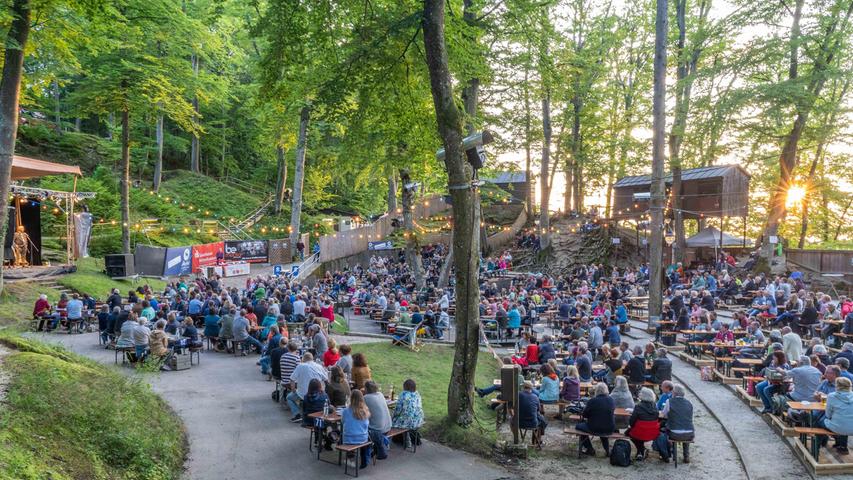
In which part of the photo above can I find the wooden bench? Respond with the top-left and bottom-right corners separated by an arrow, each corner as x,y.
115,345 -> 134,365
668,438 -> 694,468
794,426 -> 833,462
334,441 -> 375,477
563,428 -> 627,458
387,427 -> 418,453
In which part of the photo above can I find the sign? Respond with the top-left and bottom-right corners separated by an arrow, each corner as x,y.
163,246 -> 192,276
224,240 -> 269,263
368,240 -> 394,251
223,262 -> 250,277
641,238 -> 648,246
273,264 -> 282,276
769,235 -> 779,244
268,238 -> 291,264
191,241 -> 224,272
291,265 -> 300,278
611,237 -> 621,245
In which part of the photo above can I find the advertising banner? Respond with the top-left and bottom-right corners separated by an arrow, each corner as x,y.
223,262 -> 250,277
192,241 -> 224,272
224,240 -> 269,263
163,246 -> 192,276
368,240 -> 394,251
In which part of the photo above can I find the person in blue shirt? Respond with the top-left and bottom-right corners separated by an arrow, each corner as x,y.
203,306 -> 221,340
614,300 -> 628,324
706,273 -> 718,296
604,320 -> 621,347
341,390 -> 372,469
188,294 -> 204,316
657,380 -> 673,410
507,304 -> 521,338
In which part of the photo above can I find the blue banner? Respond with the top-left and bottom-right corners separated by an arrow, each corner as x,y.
163,246 -> 192,276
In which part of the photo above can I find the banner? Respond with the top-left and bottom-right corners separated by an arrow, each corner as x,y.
73,212 -> 93,258
368,240 -> 393,251
163,246 -> 192,276
268,238 -> 291,264
192,241 -> 224,272
223,262 -> 250,277
224,240 -> 268,263
134,245 -> 166,276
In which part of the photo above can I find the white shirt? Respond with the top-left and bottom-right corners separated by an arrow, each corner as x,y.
290,361 -> 328,398
293,299 -> 307,316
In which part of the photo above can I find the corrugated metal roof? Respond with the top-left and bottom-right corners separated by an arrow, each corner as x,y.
613,164 -> 749,188
485,171 -> 527,184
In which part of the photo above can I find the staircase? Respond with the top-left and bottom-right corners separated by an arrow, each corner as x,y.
217,195 -> 274,241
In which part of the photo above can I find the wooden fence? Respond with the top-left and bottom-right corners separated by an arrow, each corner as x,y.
486,205 -> 527,251
787,249 -> 853,275
318,195 -> 450,263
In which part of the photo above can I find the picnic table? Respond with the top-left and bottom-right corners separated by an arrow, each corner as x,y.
787,400 -> 826,428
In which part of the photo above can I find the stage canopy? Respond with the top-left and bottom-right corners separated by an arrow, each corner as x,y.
686,226 -> 752,248
12,155 -> 81,180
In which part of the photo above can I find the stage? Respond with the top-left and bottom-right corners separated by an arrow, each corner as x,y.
4,264 -> 76,282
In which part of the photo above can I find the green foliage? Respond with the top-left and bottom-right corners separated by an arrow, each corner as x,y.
0,335 -> 185,480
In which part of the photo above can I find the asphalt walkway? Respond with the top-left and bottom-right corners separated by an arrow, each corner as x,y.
32,332 -> 511,480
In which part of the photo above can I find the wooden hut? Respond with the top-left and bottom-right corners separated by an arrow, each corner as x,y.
612,165 -> 750,220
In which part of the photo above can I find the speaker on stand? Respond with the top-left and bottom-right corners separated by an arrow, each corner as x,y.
104,253 -> 135,278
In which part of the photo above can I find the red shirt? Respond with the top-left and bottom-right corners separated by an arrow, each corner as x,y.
323,350 -> 341,367
34,298 -> 51,316
525,344 -> 540,364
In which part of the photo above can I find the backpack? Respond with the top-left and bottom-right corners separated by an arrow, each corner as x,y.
652,432 -> 671,459
770,394 -> 788,415
610,439 -> 632,467
271,389 -> 280,402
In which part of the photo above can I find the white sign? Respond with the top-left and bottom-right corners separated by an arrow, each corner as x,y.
223,262 -> 250,277
611,237 -> 621,245
769,235 -> 779,244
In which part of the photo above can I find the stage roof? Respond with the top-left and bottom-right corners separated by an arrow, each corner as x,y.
12,155 -> 82,180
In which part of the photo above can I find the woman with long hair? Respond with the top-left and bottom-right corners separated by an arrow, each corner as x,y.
352,352 -> 372,389
342,390 -> 372,469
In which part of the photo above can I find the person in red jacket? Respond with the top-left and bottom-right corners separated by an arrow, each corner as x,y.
626,387 -> 661,461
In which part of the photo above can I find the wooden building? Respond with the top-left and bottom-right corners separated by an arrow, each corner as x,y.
611,165 -> 750,220
484,171 -> 529,203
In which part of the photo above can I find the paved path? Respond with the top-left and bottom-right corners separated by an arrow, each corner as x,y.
32,332 -> 511,480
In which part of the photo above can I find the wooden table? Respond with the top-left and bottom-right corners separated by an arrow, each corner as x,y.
787,401 -> 825,427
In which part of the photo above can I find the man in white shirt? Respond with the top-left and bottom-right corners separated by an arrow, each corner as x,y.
782,326 -> 804,365
292,294 -> 307,321
286,352 -> 328,423
439,291 -> 450,310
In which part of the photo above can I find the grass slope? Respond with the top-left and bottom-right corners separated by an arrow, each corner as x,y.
0,334 -> 186,480
0,283 -> 60,327
58,258 -> 167,298
349,342 -> 499,454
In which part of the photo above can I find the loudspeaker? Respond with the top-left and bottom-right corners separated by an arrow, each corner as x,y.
465,145 -> 486,170
105,253 -> 135,278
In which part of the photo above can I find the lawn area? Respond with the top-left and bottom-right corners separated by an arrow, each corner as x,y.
346,341 -> 500,455
59,257 -> 167,299
0,282 -> 60,327
0,333 -> 186,480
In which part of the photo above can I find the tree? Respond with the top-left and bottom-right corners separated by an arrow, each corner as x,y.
289,105 -> 309,258
649,0 -> 668,326
0,0 -> 31,289
423,0 -> 481,427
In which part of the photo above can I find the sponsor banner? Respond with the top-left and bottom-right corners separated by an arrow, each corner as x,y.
163,246 -> 192,276
368,240 -> 393,251
192,241 -> 224,272
224,240 -> 269,263
223,262 -> 250,277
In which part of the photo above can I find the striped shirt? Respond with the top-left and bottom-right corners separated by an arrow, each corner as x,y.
280,352 -> 301,386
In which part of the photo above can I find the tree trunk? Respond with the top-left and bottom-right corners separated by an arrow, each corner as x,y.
649,0 -> 668,326
74,117 -> 81,132
438,232 -> 453,288
154,113 -> 164,191
387,173 -> 398,213
834,199 -> 852,241
274,145 -> 288,214
107,112 -> 114,140
53,80 -> 62,134
523,66 -> 534,218
565,155 -> 573,213
289,106 -> 310,258
571,98 -> 583,213
0,0 -> 31,291
423,0 -> 480,427
539,92 -> 552,247
400,169 -> 425,290
120,108 -> 131,254
190,54 -> 200,173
